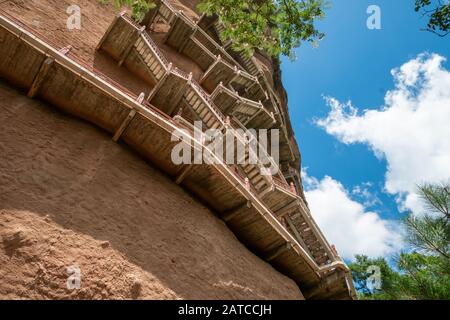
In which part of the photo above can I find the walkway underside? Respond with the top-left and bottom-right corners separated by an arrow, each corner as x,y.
95,14 -> 338,263
143,0 -> 298,164
0,12 -> 355,300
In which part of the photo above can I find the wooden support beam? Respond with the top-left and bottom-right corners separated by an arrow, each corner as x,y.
285,214 -> 313,258
174,164 -> 193,184
265,242 -> 292,262
112,92 -> 145,142
258,182 -> 275,199
27,57 -> 54,98
274,200 -> 298,218
27,46 -> 70,98
143,0 -> 162,30
200,55 -> 221,84
229,68 -> 241,87
168,72 -> 192,116
222,200 -> 251,222
112,109 -> 136,142
163,15 -> 179,44
243,107 -> 262,126
210,82 -> 223,100
96,12 -> 124,51
304,270 -> 343,300
118,26 -> 145,67
147,63 -> 172,101
178,27 -> 196,53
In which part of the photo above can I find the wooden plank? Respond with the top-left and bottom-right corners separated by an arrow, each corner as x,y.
27,57 -> 54,98
222,200 -> 251,222
200,55 -> 220,84
112,92 -> 145,142
118,25 -> 145,67
265,242 -> 292,261
96,12 -> 124,50
274,199 -> 298,217
175,164 -> 193,184
147,63 -> 172,101
285,214 -> 314,258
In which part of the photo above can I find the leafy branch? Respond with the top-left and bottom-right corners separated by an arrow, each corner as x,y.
99,0 -> 155,22
414,0 -> 450,37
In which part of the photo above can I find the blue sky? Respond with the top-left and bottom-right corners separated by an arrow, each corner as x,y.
281,0 -> 450,260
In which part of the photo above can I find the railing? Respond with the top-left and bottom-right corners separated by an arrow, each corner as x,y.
170,66 -> 190,79
141,30 -> 170,67
121,11 -> 143,30
0,11 -> 332,273
273,175 -> 292,193
192,81 -> 229,124
240,95 -> 264,109
160,0 -> 246,71
163,0 -> 177,12
6,7 -> 340,270
0,9 -> 181,129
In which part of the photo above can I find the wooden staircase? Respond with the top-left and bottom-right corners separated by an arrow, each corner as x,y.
98,10 -> 342,271
0,10 -> 355,299
183,83 -> 224,131
135,34 -> 168,82
288,212 -> 330,266
211,84 -> 275,130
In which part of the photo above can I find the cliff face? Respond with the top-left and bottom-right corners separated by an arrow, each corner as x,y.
0,81 -> 303,299
0,0 -> 353,300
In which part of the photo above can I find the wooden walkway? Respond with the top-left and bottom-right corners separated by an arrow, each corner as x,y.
0,11 -> 356,299
145,0 -> 302,181
96,12 -> 355,299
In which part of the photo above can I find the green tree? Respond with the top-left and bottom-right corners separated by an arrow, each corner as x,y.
405,183 -> 450,258
99,0 -> 155,22
197,0 -> 327,59
101,0 -> 327,59
349,183 -> 450,300
414,0 -> 450,36
348,255 -> 402,300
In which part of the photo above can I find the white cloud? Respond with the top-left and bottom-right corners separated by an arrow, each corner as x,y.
316,53 -> 450,214
352,182 -> 382,208
302,171 -> 403,260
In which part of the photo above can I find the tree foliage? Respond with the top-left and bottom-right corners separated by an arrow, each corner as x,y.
349,183 -> 450,300
414,0 -> 450,36
101,0 -> 327,59
405,183 -> 450,259
349,255 -> 402,300
197,0 -> 326,59
99,0 -> 155,22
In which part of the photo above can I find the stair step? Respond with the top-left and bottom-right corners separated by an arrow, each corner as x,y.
247,168 -> 260,179
136,41 -> 144,52
155,69 -> 164,80
185,90 -> 194,101
203,112 -> 213,123
199,107 -> 209,118
254,179 -> 267,190
211,122 -> 221,130
192,100 -> 202,111
145,54 -> 155,65
206,118 -> 217,128
243,164 -> 255,173
148,59 -> 160,70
